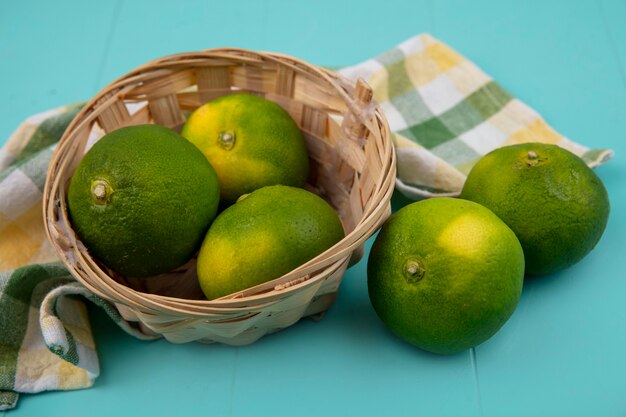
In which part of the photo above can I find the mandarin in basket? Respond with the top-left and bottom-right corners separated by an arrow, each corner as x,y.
197,185 -> 344,300
67,125 -> 220,278
181,93 -> 309,204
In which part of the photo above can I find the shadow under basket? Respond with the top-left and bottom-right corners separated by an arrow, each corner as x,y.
43,48 -> 396,346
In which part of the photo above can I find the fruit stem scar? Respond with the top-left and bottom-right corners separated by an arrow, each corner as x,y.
236,193 -> 250,203
526,150 -> 541,166
403,259 -> 425,284
91,179 -> 112,205
218,131 -> 236,150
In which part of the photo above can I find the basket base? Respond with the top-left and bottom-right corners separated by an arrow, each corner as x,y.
193,291 -> 339,346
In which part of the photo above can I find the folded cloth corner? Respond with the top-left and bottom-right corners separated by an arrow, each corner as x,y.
0,263 -> 157,410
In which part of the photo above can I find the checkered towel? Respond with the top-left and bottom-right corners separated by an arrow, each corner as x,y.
339,34 -> 612,198
0,33 -> 613,410
0,264 -> 155,410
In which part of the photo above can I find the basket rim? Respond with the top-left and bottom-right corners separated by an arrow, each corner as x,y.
43,47 -> 397,315
56,48 -> 373,149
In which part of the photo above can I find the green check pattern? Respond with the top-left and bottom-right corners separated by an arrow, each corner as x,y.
0,33 -> 614,410
339,34 -> 613,198
0,263 -> 157,410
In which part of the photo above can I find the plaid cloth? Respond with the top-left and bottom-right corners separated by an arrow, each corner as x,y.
339,34 -> 613,198
0,264 -> 154,410
0,33 -> 613,410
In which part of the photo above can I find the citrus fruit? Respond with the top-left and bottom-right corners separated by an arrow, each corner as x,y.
181,93 -> 309,204
460,143 -> 610,275
367,198 -> 524,355
67,124 -> 220,278
197,185 -> 344,300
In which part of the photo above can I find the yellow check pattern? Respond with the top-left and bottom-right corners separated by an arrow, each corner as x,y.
339,34 -> 613,199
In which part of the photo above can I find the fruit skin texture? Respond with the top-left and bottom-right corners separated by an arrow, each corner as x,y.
460,143 -> 610,275
197,185 -> 344,300
367,198 -> 524,355
67,124 -> 220,278
181,93 -> 309,204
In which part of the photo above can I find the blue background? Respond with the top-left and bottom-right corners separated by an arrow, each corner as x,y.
1,0 -> 625,416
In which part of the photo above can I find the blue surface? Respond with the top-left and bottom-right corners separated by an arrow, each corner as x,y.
1,0 -> 625,416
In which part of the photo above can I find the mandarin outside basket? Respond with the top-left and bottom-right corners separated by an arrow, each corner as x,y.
43,48 -> 396,346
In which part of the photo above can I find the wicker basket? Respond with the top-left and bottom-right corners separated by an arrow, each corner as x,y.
43,48 -> 396,345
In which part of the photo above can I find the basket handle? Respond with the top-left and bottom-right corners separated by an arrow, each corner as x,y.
342,78 -> 375,144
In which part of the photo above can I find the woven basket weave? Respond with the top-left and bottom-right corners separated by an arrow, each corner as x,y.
43,48 -> 396,345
